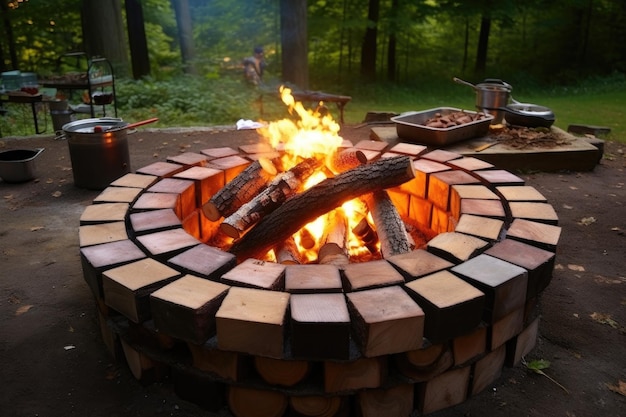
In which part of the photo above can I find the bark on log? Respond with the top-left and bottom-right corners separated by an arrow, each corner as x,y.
365,190 -> 412,258
220,158 -> 321,238
202,159 -> 276,221
229,155 -> 415,261
318,209 -> 349,266
352,216 -> 379,255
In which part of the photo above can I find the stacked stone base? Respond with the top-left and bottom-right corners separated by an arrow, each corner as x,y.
79,139 -> 560,416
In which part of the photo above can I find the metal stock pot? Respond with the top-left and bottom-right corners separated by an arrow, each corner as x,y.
453,77 -> 513,124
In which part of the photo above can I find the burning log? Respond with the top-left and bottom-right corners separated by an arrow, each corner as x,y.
328,148 -> 367,174
220,158 -> 322,238
364,190 -> 412,258
229,155 -> 415,261
317,209 -> 349,266
352,216 -> 379,255
202,159 -> 277,221
274,237 -> 303,265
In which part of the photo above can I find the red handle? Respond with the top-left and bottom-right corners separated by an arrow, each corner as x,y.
126,117 -> 159,129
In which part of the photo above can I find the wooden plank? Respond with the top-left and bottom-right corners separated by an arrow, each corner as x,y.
451,254 -> 528,323
417,366 -> 471,414
357,383 -> 414,417
215,287 -> 289,358
227,386 -> 288,417
290,293 -> 351,360
150,275 -> 230,344
394,342 -> 454,382
102,258 -> 181,323
346,286 -> 424,357
324,357 -> 387,393
471,344 -> 506,395
254,356 -> 309,386
404,270 -> 485,342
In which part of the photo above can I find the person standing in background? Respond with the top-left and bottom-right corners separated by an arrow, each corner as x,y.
242,46 -> 266,86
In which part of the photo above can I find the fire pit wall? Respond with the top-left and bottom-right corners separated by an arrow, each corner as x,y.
79,139 -> 561,417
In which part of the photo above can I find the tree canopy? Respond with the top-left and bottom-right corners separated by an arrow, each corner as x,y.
1,0 -> 624,89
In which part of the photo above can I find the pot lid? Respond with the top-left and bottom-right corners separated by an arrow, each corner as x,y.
62,117 -> 128,133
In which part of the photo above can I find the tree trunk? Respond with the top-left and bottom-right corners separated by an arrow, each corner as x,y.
0,0 -> 18,70
360,0 -> 380,82
387,0 -> 399,82
229,156 -> 415,261
171,0 -> 197,75
280,0 -> 309,89
81,0 -> 129,76
125,0 -> 151,79
474,14 -> 491,77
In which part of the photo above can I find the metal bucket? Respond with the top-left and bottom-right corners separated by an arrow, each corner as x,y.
62,118 -> 131,190
0,148 -> 45,183
474,80 -> 512,124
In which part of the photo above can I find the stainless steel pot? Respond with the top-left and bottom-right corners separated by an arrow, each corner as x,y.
453,77 -> 513,124
61,118 -> 131,189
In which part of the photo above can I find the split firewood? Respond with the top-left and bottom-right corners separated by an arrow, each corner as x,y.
318,209 -> 349,266
328,148 -> 367,174
220,157 -> 322,238
202,159 -> 277,221
274,237 -> 303,265
364,190 -> 411,258
229,155 -> 415,261
352,216 -> 379,255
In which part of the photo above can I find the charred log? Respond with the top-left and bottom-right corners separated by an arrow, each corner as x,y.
365,190 -> 411,258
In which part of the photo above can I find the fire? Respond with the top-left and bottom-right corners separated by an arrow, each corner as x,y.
256,86 -> 380,263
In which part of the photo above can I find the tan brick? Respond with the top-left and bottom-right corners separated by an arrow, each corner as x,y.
129,208 -> 181,235
221,258 -> 286,290
290,293 -> 351,360
110,172 -> 158,189
166,152 -> 208,167
387,249 -> 454,281
148,178 -> 196,219
132,192 -> 181,216
427,231 -> 488,263
496,185 -> 547,201
507,218 -> 562,251
450,184 -> 499,218
167,243 -> 236,280
79,221 -> 128,247
347,286 -> 424,357
510,202 -> 559,225
238,143 -> 274,154
422,149 -> 463,163
342,260 -> 405,291
386,188 -> 410,218
93,186 -> 142,204
136,229 -> 200,259
181,210 -> 201,240
429,170 -> 481,211
475,169 -> 525,186
485,238 -> 556,299
216,287 -> 290,358
150,275 -> 230,344
389,142 -> 427,157
405,270 -> 485,342
136,161 -> 185,177
102,258 -> 181,323
457,198 -> 505,220
451,254 -> 528,323
400,159 -> 449,198
490,307 -> 524,349
200,146 -> 239,159
285,264 -> 343,293
430,204 -> 455,234
357,383 -> 414,417
80,202 -> 129,225
355,139 -> 389,152
448,156 -> 494,171
187,343 -> 245,381
207,155 -> 251,182
455,213 -> 504,241
408,196 -> 433,229
174,166 -> 224,207
395,342 -> 454,382
506,316 -> 540,366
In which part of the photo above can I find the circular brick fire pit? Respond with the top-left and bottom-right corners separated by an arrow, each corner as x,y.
79,138 -> 560,417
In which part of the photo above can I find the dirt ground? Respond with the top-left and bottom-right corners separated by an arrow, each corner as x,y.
0,124 -> 625,417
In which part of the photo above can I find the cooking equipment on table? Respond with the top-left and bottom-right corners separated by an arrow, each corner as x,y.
453,77 -> 513,124
0,148 -> 45,183
391,107 -> 494,146
453,77 -> 555,127
60,117 -> 157,190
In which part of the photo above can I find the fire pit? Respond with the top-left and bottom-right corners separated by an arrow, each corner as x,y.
79,89 -> 560,416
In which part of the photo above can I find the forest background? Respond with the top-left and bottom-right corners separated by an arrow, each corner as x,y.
1,0 -> 625,141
